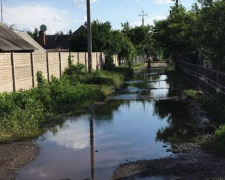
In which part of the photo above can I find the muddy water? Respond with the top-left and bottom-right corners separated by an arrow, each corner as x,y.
17,70 -> 188,180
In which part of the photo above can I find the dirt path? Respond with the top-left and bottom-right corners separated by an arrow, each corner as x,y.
0,141 -> 40,180
113,147 -> 225,180
113,70 -> 225,180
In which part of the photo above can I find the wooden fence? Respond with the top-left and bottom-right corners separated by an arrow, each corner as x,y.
176,61 -> 225,106
0,51 -> 115,93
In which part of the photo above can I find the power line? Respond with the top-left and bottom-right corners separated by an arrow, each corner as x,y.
132,0 -> 142,11
119,0 -> 136,13
139,11 -> 148,26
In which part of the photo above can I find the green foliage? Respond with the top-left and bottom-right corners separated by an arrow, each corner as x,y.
153,1 -> 225,69
36,71 -> 48,86
0,90 -> 46,142
27,28 -> 39,41
68,55 -> 74,67
0,62 -> 132,142
64,63 -> 86,76
205,124 -> 225,156
153,4 -> 200,60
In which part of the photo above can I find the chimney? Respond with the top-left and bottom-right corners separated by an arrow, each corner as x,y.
39,31 -> 46,46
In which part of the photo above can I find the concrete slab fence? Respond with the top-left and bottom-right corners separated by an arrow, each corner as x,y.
0,51 -> 117,93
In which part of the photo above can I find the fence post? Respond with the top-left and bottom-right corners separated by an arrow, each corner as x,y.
196,65 -> 199,85
30,52 -> 35,88
96,52 -> 98,69
205,67 -> 207,91
46,52 -> 50,82
11,52 -> 16,92
59,51 -> 62,78
77,52 -> 79,63
68,51 -> 71,67
85,52 -> 87,71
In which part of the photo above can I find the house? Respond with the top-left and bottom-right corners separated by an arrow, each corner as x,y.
42,34 -> 72,52
16,31 -> 46,53
73,24 -> 87,36
0,23 -> 36,52
38,23 -> 87,52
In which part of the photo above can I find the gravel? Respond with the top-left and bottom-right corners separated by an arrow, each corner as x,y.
0,141 -> 40,180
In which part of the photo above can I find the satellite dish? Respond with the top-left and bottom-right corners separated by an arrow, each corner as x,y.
40,24 -> 47,32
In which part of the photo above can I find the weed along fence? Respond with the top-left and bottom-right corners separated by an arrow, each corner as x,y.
0,51 -> 116,93
176,61 -> 225,106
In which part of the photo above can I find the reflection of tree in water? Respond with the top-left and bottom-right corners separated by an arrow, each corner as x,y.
154,100 -> 196,143
93,100 -> 126,127
41,118 -> 67,136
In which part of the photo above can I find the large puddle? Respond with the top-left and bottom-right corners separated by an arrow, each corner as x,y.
17,70 -> 190,180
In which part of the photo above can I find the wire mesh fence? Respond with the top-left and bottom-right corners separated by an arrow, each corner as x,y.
176,61 -> 225,107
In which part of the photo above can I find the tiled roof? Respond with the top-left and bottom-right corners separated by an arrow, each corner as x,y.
43,35 -> 72,50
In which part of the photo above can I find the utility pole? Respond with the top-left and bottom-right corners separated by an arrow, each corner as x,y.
1,0 -> 3,23
139,11 -> 148,26
1,0 -> 7,23
172,0 -> 179,6
86,0 -> 92,73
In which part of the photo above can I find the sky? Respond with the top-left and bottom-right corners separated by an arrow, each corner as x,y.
3,0 -> 196,35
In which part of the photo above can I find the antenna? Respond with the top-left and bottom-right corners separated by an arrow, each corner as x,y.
139,11 -> 148,26
40,24 -> 47,32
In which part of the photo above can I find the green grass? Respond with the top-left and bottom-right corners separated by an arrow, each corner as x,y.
132,63 -> 146,70
174,74 -> 225,155
0,63 -> 132,143
163,69 -> 225,155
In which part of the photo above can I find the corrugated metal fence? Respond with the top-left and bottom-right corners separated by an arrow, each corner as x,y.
176,61 -> 225,106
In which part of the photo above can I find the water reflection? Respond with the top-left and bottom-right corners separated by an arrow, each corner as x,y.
17,72 -> 190,180
154,100 -> 196,143
89,117 -> 95,180
47,117 -> 90,150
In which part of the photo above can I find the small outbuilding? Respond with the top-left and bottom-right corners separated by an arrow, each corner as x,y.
0,23 -> 36,52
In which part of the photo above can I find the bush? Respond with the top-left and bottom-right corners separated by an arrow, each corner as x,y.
0,60 -> 132,142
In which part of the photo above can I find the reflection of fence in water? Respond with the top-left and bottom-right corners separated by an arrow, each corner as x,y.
176,61 -> 225,106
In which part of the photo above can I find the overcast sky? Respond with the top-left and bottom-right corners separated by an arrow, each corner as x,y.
3,0 -> 196,35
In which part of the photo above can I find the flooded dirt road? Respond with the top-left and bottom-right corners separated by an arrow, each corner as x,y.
16,70 -> 195,180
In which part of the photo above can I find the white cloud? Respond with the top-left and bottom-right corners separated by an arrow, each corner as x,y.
74,16 -> 87,23
4,4 -> 70,34
74,0 -> 99,7
54,16 -> 63,22
154,0 -> 173,4
47,120 -> 90,150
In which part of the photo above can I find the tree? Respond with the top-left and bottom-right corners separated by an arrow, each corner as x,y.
27,28 -> 39,41
153,4 -> 201,62
68,29 -> 73,36
198,0 -> 225,68
121,23 -> 155,55
70,20 -> 136,68
69,28 -> 87,52
55,31 -> 64,35
197,0 -> 213,7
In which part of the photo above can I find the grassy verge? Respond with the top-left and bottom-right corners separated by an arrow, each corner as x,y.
132,63 -> 146,70
0,63 -> 132,143
166,70 -> 225,155
184,89 -> 225,155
